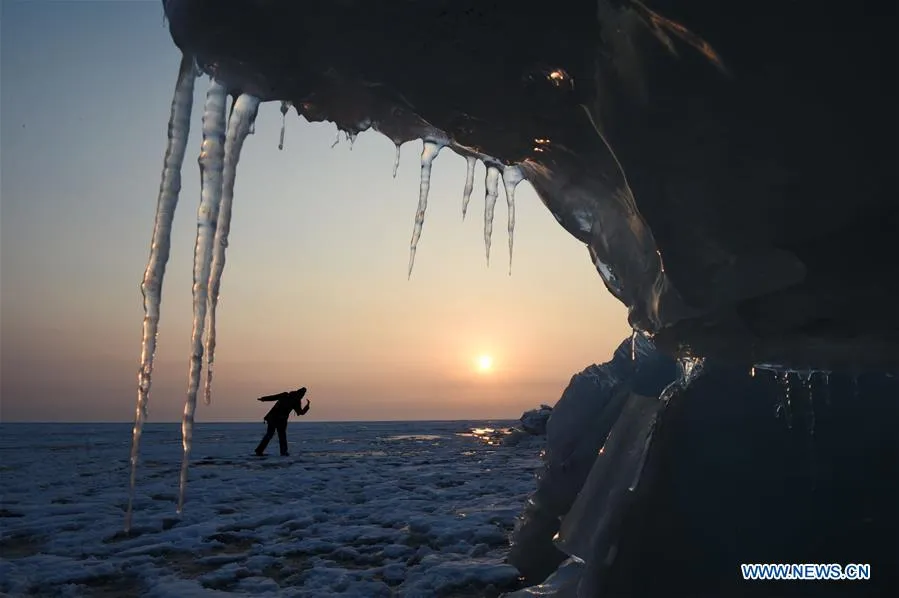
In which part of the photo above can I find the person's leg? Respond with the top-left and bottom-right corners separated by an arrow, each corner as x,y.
255,421 -> 276,455
277,422 -> 289,456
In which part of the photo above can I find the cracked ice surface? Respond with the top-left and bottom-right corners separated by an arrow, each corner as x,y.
0,422 -> 541,597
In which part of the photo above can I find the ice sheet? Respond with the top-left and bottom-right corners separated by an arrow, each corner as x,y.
0,421 -> 540,596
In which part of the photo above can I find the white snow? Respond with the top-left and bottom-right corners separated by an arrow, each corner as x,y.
0,421 -> 540,597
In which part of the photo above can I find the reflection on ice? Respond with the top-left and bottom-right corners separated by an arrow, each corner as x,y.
456,427 -> 514,446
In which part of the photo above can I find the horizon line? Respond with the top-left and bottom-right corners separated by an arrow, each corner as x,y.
0,417 -> 521,425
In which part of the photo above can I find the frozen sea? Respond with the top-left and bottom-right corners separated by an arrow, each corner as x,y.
0,421 -> 544,597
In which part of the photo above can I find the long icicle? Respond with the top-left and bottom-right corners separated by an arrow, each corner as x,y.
462,156 -> 476,220
178,79 -> 228,513
502,165 -> 524,275
407,140 -> 442,278
203,94 -> 261,405
126,54 -> 196,532
483,166 -> 501,266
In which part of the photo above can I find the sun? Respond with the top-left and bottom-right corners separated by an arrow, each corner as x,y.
476,354 -> 493,373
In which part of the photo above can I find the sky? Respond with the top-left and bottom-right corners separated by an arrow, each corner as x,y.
0,1 -> 630,422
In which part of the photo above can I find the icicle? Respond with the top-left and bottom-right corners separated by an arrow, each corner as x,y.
178,79 -> 228,514
483,166 -> 501,266
776,372 -> 793,429
348,131 -> 357,149
806,373 -> 816,436
785,372 -> 793,428
630,329 -> 637,361
126,54 -> 196,533
659,356 -> 705,402
502,165 -> 524,274
462,156 -> 476,220
331,132 -> 340,148
393,143 -> 401,178
679,356 -> 704,385
407,140 -> 443,278
750,367 -> 756,378
204,93 -> 260,406
278,101 -> 290,150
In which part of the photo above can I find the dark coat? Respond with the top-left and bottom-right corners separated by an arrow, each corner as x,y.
258,387 -> 309,423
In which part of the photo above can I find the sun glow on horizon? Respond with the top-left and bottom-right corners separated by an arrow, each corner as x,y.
476,354 -> 494,373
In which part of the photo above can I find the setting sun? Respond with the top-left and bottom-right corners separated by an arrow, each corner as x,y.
476,354 -> 494,373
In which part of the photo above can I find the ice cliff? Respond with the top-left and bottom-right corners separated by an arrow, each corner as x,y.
504,338 -> 897,597
508,335 -> 677,584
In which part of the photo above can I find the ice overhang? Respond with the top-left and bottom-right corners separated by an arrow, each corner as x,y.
162,0 -> 898,371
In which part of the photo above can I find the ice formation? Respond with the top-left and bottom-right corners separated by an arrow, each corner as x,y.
502,165 -> 524,274
125,53 -> 721,541
278,101 -> 290,150
776,371 -> 793,428
462,156 -> 476,220
145,2 -> 898,592
128,56 -> 547,522
753,363 -> 833,431
483,166 -> 501,266
508,335 -> 677,584
178,79 -> 229,512
804,374 -> 817,436
204,93 -> 261,406
554,391 -> 664,585
407,140 -> 443,278
519,405 -> 554,435
127,54 -> 196,532
392,143 -> 401,178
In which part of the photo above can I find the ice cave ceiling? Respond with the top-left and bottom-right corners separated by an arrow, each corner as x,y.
161,0 -> 898,370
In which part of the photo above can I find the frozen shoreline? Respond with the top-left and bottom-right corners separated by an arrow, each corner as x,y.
0,421 -> 543,597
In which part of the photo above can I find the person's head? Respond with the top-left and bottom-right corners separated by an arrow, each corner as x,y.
296,387 -> 307,398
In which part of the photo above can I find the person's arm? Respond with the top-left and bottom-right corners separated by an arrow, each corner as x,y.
258,391 -> 289,402
298,398 -> 310,415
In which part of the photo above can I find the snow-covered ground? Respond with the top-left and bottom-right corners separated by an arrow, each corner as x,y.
1,422 -> 544,597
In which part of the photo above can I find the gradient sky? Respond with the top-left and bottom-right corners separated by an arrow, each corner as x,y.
0,1 -> 630,422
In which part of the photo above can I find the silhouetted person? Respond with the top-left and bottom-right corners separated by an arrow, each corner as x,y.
254,387 -> 310,456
